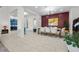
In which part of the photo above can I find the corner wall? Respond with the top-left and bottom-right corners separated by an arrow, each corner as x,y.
41,12 -> 69,28
69,7 -> 79,34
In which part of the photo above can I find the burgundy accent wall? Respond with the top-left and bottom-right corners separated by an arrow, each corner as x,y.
41,12 -> 69,28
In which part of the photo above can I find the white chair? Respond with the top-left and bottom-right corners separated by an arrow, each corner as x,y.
40,27 -> 45,33
50,27 -> 58,34
61,28 -> 65,36
45,27 -> 50,33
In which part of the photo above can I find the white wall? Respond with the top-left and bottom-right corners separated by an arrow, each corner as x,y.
35,15 -> 41,27
0,6 -> 41,36
24,9 -> 41,33
17,7 -> 25,37
24,15 -> 41,33
0,7 -> 19,32
27,15 -> 34,31
0,7 -> 10,34
69,7 -> 79,34
24,7 -> 41,28
0,7 -> 41,51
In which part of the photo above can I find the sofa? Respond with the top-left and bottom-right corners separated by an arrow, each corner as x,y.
39,27 -> 65,37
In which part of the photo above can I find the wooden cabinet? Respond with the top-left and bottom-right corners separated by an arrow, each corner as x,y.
1,29 -> 8,34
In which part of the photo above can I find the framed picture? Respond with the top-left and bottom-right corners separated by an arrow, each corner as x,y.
48,18 -> 58,26
10,19 -> 17,31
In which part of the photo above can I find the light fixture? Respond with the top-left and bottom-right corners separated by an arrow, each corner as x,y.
43,6 -> 57,15
44,6 -> 56,12
24,12 -> 28,15
60,9 -> 63,12
35,6 -> 38,8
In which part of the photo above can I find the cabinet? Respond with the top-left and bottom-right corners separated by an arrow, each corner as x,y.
1,29 -> 8,34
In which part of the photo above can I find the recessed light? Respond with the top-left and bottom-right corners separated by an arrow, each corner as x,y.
45,6 -> 56,12
35,6 -> 38,8
24,12 -> 28,15
60,9 -> 63,11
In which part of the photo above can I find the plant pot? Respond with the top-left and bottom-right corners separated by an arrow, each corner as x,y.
33,29 -> 37,32
67,45 -> 79,52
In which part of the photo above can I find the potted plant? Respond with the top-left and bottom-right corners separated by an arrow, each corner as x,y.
64,21 -> 69,30
64,32 -> 79,52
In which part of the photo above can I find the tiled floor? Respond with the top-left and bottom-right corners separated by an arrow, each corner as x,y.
0,42 -> 9,52
0,32 -> 68,52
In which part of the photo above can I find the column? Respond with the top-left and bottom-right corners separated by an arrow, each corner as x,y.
17,7 -> 24,37
69,10 -> 73,35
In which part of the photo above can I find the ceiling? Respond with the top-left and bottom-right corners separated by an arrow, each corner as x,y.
24,6 -> 75,16
6,6 -> 78,17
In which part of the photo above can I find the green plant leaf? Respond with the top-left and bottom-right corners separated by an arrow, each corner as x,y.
64,32 -> 79,48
